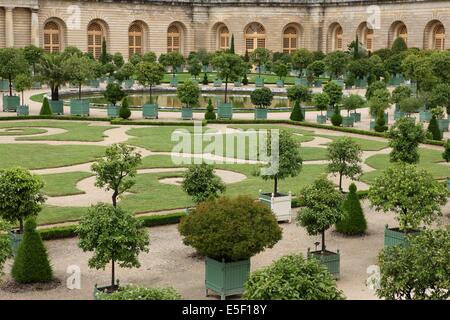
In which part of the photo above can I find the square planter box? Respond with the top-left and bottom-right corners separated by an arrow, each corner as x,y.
254,108 -> 268,120
107,105 -> 119,118
295,78 -> 308,86
351,112 -> 361,122
106,77 -> 115,84
170,77 -> 178,87
447,177 -> 450,191
332,79 -> 345,87
326,108 -> 335,119
255,77 -> 264,87
355,78 -> 368,88
419,110 -> 431,122
307,249 -> 340,280
205,257 -> 250,300
438,119 -> 449,132
317,115 -> 327,124
384,225 -> 420,248
342,116 -> 354,127
0,79 -> 9,91
89,79 -> 100,88
70,99 -> 90,116
314,80 -> 322,87
17,105 -> 29,116
9,230 -> 23,257
258,191 -> 292,222
49,100 -> 64,115
143,103 -> 158,119
32,82 -> 42,89
276,80 -> 284,88
213,80 -> 222,87
181,107 -> 193,120
217,103 -> 233,120
234,81 -> 242,87
3,95 -> 20,112
394,111 -> 405,120
123,79 -> 134,89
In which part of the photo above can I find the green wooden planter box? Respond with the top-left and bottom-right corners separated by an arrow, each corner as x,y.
255,77 -> 264,87
355,78 -> 368,88
170,77 -> 178,87
49,100 -> 64,115
332,79 -> 345,87
205,257 -> 250,300
181,107 -> 193,120
143,103 -> 158,119
384,225 -> 420,248
342,116 -> 354,127
3,95 -> 20,112
123,79 -> 134,89
326,108 -> 335,119
276,80 -> 284,88
0,80 -> 9,91
438,119 -> 449,132
32,82 -> 42,89
351,112 -> 361,122
233,81 -> 242,87
218,103 -> 233,120
213,79 -> 222,87
317,115 -> 327,124
419,110 -> 431,122
389,73 -> 405,86
295,78 -> 308,86
447,178 -> 450,191
106,77 -> 115,84
17,105 -> 29,116
70,99 -> 90,116
314,80 -> 322,87
254,108 -> 268,120
106,105 -> 118,118
89,79 -> 100,88
307,249 -> 340,279
9,231 -> 23,257
394,110 -> 405,120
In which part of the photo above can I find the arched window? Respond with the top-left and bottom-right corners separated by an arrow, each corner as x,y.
283,27 -> 298,54
87,22 -> 104,59
363,27 -> 374,52
219,26 -> 230,50
335,26 -> 343,51
167,25 -> 180,53
433,25 -> 445,50
398,25 -> 408,44
129,24 -> 143,57
245,23 -> 265,52
44,22 -> 61,53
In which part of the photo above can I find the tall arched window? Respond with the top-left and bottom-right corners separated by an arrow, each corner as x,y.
44,22 -> 61,53
167,25 -> 180,53
283,27 -> 298,53
219,26 -> 230,50
245,23 -> 265,52
363,26 -> 374,52
335,26 -> 343,51
398,25 -> 408,44
87,22 -> 104,59
129,24 -> 143,57
433,25 -> 445,50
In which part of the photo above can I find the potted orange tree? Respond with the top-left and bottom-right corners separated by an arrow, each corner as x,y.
135,61 -> 165,119
251,87 -> 273,120
177,79 -> 200,120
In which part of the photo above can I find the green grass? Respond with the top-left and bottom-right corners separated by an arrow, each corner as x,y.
0,121 -> 113,142
30,93 -> 46,103
321,135 -> 388,151
0,144 -> 106,169
41,172 -> 93,196
0,127 -> 47,136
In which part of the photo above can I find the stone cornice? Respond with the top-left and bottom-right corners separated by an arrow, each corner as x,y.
0,0 -> 38,9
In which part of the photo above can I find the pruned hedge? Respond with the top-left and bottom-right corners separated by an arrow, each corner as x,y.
110,119 -> 206,126
291,190 -> 369,208
0,115 -> 109,122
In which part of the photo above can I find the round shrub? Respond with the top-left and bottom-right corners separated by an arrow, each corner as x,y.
331,110 -> 342,126
119,97 -> 131,119
178,196 -> 282,262
335,183 -> 367,235
96,285 -> 181,300
244,254 -> 345,300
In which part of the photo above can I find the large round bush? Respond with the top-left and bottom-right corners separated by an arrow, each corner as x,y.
244,254 -> 345,300
178,196 -> 282,262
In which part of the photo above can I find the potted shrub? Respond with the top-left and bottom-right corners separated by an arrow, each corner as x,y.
159,52 -> 184,88
178,196 -> 282,300
335,183 -> 367,235
287,84 -> 310,122
368,90 -> 390,131
297,177 -> 345,279
0,48 -> 27,112
104,82 -> 126,118
273,60 -> 288,88
258,130 -> 303,222
323,80 -> 343,117
0,168 -> 45,256
313,92 -> 330,124
431,106 -> 448,132
115,62 -> 135,89
135,61 -> 165,119
119,98 -> 131,120
204,98 -> 216,120
251,87 -> 273,120
391,85 -> 411,120
14,74 -> 32,116
250,48 -> 271,87
399,96 -> 422,118
244,254 -> 345,300
177,79 -> 200,120
306,60 -> 326,88
77,204 -> 150,296
368,164 -> 448,247
211,52 -> 246,120
343,94 -> 365,125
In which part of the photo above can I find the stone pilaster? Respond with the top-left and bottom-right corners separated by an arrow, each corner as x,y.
5,7 -> 14,47
192,5 -> 209,51
31,8 -> 39,47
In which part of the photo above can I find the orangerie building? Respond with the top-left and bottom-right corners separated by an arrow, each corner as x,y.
0,0 -> 448,59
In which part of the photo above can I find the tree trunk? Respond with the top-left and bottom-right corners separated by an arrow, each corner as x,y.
339,172 -> 343,192
273,176 -> 278,195
150,85 -> 153,104
321,230 -> 326,252
21,91 -> 24,106
112,191 -> 118,207
78,84 -> 82,100
8,75 -> 12,96
19,218 -> 23,233
111,258 -> 115,287
224,76 -> 228,103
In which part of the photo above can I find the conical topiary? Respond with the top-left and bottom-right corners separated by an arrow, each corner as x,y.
202,73 -> 209,85
204,98 -> 216,120
335,183 -> 367,235
39,97 -> 53,115
119,97 -> 131,119
11,218 -> 53,283
290,100 -> 304,121
242,73 -> 249,86
428,115 -> 442,141
374,111 -> 387,132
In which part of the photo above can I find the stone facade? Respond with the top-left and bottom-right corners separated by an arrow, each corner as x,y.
0,0 -> 448,59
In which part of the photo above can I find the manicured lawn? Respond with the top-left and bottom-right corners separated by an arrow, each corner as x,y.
321,135 -> 388,151
229,124 -> 316,143
41,172 -> 93,196
0,144 -> 106,169
38,206 -> 87,225
0,127 -> 47,136
0,121 -> 113,142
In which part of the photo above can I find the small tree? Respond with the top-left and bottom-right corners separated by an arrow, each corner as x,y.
63,55 -> 95,100
291,49 -> 313,76
104,83 -> 126,106
250,87 -> 273,109
387,117 -> 426,164
37,52 -> 69,101
211,52 -> 246,103
368,164 -> 448,231
272,61 -> 289,81
377,229 -> 450,300
327,137 -> 363,192
91,144 -> 142,207
443,139 -> 450,162
391,85 -> 412,105
324,51 -> 350,79
135,61 -> 165,104
14,74 -> 33,106
0,168 -> 45,232
204,98 -> 216,120
313,93 -> 330,116
178,196 -> 282,262
181,164 -> 225,204
323,81 -> 343,108
335,183 -> 367,235
244,254 -> 345,300
229,34 -> 235,54
296,177 -> 344,252
23,45 -> 44,76
287,85 -> 310,121
177,79 -> 200,108
158,51 -> 184,78
249,48 -> 271,78
187,57 -> 202,79
77,204 -> 150,288
391,37 -> 408,54
428,115 -> 442,141
0,48 -> 29,96
99,38 -> 111,65
306,60 -> 326,82
399,97 -> 423,117
119,97 -> 131,119
0,219 -> 12,279
11,218 -> 52,283
115,62 -> 135,83
39,97 -> 53,115
341,94 -> 365,116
